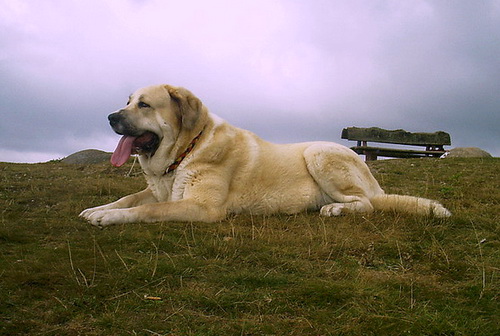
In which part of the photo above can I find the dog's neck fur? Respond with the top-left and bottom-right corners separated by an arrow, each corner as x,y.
139,106 -> 210,176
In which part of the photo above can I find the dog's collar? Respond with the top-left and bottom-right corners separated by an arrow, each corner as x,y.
165,130 -> 203,174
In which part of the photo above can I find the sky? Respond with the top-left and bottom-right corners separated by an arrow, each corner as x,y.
1,0 -> 499,163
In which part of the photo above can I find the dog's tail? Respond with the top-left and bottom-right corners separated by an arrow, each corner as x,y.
370,194 -> 451,218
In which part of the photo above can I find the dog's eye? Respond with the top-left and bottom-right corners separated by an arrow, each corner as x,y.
138,102 -> 151,109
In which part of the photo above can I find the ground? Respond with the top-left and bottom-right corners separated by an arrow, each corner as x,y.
0,157 -> 498,335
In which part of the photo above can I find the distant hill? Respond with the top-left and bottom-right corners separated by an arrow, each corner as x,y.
62,149 -> 112,164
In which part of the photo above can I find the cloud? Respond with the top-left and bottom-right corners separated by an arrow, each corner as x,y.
0,0 -> 499,162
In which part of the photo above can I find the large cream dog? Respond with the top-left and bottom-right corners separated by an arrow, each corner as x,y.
80,84 -> 451,227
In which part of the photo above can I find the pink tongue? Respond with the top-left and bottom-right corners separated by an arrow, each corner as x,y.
111,135 -> 136,167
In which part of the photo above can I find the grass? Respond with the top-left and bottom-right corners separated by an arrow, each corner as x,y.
0,157 -> 498,335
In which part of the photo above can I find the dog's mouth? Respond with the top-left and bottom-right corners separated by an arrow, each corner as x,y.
111,131 -> 160,167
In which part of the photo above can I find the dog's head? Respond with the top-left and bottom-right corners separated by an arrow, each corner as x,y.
108,85 -> 205,167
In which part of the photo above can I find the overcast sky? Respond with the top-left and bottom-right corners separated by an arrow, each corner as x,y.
1,0 -> 499,163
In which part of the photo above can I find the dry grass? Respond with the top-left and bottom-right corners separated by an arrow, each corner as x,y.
0,157 -> 499,335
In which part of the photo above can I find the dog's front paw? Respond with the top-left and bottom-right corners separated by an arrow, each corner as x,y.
86,209 -> 136,228
79,205 -> 110,220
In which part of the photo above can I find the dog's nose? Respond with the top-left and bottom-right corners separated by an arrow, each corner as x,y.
108,112 -> 123,127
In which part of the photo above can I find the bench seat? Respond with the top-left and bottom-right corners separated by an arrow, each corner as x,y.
342,127 -> 451,161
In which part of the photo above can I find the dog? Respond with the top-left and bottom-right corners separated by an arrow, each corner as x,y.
80,84 -> 451,227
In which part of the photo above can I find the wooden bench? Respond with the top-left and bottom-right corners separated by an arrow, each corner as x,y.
341,127 -> 451,161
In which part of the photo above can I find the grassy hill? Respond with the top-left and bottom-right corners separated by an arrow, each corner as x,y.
0,158 -> 498,335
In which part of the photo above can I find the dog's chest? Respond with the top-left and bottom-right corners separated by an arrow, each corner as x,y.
145,171 -> 192,202
145,174 -> 174,202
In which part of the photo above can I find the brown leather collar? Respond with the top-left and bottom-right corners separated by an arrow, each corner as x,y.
165,130 -> 203,174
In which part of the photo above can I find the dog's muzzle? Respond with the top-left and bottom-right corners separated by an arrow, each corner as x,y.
108,112 -> 122,127
108,111 -> 135,135
107,111 -> 161,166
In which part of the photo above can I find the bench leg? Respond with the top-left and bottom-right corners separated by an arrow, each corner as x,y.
365,152 -> 378,161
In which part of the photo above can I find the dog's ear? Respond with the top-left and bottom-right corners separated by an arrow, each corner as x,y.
165,85 -> 201,130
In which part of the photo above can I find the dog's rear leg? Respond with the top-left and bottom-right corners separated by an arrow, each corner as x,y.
304,144 -> 383,216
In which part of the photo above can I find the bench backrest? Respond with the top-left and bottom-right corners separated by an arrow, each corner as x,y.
341,127 -> 451,146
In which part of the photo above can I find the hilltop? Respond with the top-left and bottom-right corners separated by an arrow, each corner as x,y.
0,158 -> 498,335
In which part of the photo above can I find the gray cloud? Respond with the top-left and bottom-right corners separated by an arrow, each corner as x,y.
0,0 -> 499,162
